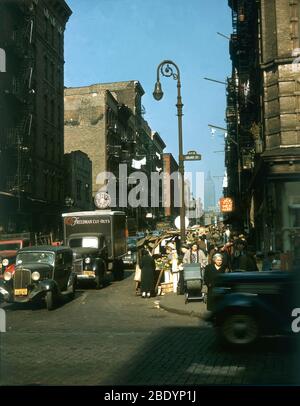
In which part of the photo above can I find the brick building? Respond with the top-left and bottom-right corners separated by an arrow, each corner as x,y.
226,0 -> 300,262
0,0 -> 71,234
64,81 -> 141,196
64,80 -> 166,229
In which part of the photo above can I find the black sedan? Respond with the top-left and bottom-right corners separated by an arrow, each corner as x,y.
0,246 -> 77,310
205,270 -> 300,346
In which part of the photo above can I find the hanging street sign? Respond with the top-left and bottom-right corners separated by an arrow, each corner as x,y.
219,197 -> 234,213
183,150 -> 202,161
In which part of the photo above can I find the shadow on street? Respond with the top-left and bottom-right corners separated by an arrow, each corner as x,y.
112,324 -> 297,385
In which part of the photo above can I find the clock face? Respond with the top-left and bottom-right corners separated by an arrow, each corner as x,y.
94,192 -> 111,209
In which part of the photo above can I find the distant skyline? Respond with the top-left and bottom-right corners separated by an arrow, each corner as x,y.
204,171 -> 216,211
64,0 -> 232,200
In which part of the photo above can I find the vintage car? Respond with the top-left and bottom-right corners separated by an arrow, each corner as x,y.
205,270 -> 299,347
69,233 -> 108,288
123,236 -> 138,268
0,246 -> 77,310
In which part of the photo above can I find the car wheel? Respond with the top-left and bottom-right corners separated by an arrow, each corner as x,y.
45,291 -> 56,311
220,313 -> 259,346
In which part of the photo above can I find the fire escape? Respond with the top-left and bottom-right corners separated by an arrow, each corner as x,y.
1,2 -> 35,209
227,0 -> 260,225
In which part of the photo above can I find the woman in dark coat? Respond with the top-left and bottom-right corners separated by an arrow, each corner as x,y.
204,253 -> 227,311
140,248 -> 156,298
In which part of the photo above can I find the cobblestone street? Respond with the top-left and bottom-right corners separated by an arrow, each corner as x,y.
0,270 -> 296,385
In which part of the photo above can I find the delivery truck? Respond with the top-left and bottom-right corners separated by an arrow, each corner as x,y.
62,210 -> 127,284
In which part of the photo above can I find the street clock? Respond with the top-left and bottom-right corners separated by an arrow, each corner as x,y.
94,192 -> 111,209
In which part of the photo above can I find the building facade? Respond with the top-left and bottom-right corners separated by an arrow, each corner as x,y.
64,80 -> 166,229
226,0 -> 300,263
0,0 -> 71,234
64,150 -> 92,211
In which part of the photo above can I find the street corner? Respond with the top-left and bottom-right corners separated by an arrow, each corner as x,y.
157,292 -> 206,318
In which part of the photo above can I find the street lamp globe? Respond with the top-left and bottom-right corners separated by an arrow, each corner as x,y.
153,81 -> 164,100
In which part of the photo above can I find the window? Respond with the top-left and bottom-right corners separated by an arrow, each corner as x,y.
64,251 -> 73,268
56,253 -> 63,266
76,180 -> 82,201
0,48 -> 6,72
69,237 -> 98,249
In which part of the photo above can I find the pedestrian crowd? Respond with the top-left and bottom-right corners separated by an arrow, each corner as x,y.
134,225 -> 283,301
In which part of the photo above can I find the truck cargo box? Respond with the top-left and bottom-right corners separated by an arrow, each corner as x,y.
62,210 -> 127,260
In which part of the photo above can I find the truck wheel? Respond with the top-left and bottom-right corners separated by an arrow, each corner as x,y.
220,313 -> 259,346
95,263 -> 106,289
45,291 -> 56,311
95,274 -> 104,289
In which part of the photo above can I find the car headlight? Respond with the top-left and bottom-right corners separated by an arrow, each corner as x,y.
2,258 -> 9,267
3,271 -> 12,281
31,271 -> 40,281
85,257 -> 91,264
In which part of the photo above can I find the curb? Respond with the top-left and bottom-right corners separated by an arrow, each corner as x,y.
158,300 -> 204,318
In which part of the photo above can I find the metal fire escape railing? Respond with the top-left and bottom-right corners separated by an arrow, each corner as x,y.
229,1 -> 257,175
5,9 -> 35,203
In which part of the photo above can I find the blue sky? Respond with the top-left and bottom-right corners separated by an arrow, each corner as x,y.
64,0 -> 232,201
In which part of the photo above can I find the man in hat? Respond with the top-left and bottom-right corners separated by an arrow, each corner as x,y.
231,239 -> 258,272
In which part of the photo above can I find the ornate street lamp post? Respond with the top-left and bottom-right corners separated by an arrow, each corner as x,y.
153,60 -> 185,241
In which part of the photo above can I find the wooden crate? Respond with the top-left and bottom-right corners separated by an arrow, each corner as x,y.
160,282 -> 173,294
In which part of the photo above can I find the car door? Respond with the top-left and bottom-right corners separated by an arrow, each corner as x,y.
256,274 -> 294,333
63,251 -> 73,289
54,252 -> 66,290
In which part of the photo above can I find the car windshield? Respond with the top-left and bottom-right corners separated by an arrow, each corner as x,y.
16,252 -> 55,266
69,237 -> 99,249
0,242 -> 21,251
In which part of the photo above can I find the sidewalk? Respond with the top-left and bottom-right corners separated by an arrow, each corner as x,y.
157,292 -> 208,318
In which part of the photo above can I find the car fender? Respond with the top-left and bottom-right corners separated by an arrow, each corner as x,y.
67,272 -> 77,289
213,292 -> 285,331
38,279 -> 59,293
